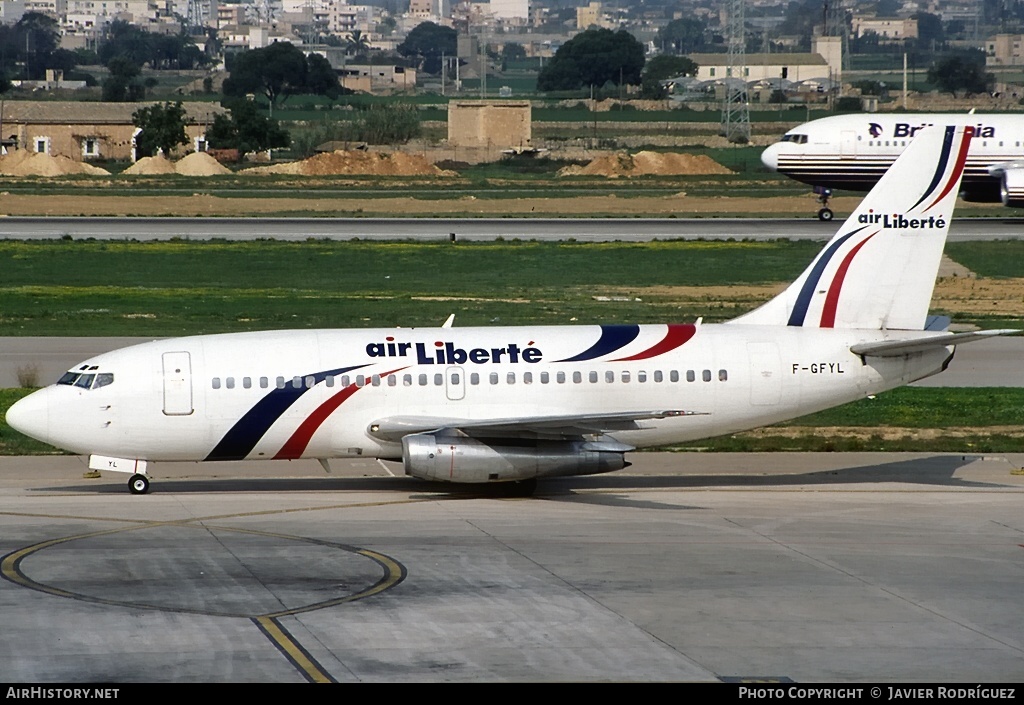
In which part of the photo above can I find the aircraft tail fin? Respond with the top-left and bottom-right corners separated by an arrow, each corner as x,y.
731,124 -> 973,331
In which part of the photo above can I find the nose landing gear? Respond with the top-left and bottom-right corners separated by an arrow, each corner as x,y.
814,186 -> 834,221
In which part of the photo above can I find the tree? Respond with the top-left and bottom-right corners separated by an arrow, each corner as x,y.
640,55 -> 698,99
346,29 -> 371,56
133,102 -> 189,157
927,51 -> 993,97
306,53 -> 342,99
397,21 -> 457,74
657,18 -> 707,55
223,42 -> 308,106
206,100 -> 290,154
537,28 -> 645,92
102,56 -> 146,101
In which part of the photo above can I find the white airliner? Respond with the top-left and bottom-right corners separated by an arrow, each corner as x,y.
761,112 -> 1024,220
6,125 -> 1015,495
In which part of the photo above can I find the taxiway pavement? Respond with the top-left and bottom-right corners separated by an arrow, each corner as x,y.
0,452 -> 1022,682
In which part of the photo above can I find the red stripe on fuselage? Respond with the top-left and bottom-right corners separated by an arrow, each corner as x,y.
613,324 -> 697,361
274,367 -> 406,460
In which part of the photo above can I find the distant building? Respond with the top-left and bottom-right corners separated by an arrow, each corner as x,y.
688,53 -> 829,83
0,101 -> 226,162
986,33 -> 1024,66
447,100 -> 530,150
340,64 -> 416,94
853,16 -> 919,42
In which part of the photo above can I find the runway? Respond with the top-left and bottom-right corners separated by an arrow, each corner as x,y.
0,452 -> 1022,682
0,216 -> 1022,241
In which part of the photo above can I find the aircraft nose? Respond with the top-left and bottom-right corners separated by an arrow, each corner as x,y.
5,390 -> 51,443
760,143 -> 781,171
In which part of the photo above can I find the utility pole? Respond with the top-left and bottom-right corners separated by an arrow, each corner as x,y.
721,0 -> 750,144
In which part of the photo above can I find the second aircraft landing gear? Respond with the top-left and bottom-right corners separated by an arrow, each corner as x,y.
814,186 -> 834,221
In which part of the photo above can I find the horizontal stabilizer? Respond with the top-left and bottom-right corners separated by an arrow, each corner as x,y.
368,409 -> 707,441
850,329 -> 1019,358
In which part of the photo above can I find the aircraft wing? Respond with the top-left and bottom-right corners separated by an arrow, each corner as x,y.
367,409 -> 707,442
850,330 -> 1019,358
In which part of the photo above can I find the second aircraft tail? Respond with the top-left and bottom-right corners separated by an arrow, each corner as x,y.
731,124 -> 973,331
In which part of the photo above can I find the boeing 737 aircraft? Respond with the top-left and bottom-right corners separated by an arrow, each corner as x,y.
6,125 -> 1015,495
761,112 -> 1024,220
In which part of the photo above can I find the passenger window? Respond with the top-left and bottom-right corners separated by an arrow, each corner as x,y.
490,372 -> 499,385
557,371 -> 566,384
622,371 -> 630,383
325,376 -> 334,388
434,373 -> 443,386
306,375 -> 316,388
450,372 -> 460,385
507,372 -> 515,385
470,373 -> 479,385
703,369 -> 712,382
654,370 -> 663,383
260,377 -> 269,389
670,370 -> 679,383
292,376 -> 303,389
589,371 -> 598,383
212,377 -> 221,389
226,377 -> 235,389
573,371 -> 582,383
243,377 -> 252,389
637,371 -> 646,383
403,374 -> 413,386
276,376 -> 286,389
687,370 -> 696,382
341,375 -> 350,387
605,370 -> 614,383
356,375 -> 365,387
540,372 -> 549,384
419,374 -> 428,386
523,371 -> 532,384
371,375 -> 381,387
387,375 -> 397,387
719,369 -> 728,381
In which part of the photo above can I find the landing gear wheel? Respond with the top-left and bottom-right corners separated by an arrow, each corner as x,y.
129,474 -> 150,495
511,478 -> 538,497
817,207 -> 834,221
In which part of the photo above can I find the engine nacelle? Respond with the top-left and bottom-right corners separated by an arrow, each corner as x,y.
1001,168 -> 1024,208
402,434 -> 630,483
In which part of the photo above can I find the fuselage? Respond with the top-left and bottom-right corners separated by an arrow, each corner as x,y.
761,113 -> 1022,201
9,323 -> 953,464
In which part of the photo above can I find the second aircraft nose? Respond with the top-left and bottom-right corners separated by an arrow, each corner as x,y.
760,143 -> 781,171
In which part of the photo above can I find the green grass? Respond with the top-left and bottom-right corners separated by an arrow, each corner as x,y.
2,239 -> 1022,336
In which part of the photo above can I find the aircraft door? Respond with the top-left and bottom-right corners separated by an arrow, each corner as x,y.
445,366 -> 465,401
840,130 -> 857,159
747,342 -> 782,406
162,351 -> 194,416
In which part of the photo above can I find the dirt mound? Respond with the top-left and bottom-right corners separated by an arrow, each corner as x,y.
559,151 -> 732,178
245,150 -> 456,176
175,151 -> 232,176
123,155 -> 176,175
0,149 -> 108,176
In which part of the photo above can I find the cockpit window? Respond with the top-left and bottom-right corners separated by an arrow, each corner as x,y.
781,133 -> 808,144
57,371 -> 114,389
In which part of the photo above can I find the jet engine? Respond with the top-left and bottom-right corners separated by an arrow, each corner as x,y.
1001,168 -> 1024,208
402,433 -> 630,483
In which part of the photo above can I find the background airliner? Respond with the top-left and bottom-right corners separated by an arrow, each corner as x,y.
6,125 -> 1014,495
761,112 -> 1024,220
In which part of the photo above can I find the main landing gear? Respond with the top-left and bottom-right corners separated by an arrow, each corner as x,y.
129,473 -> 150,494
814,186 -> 834,221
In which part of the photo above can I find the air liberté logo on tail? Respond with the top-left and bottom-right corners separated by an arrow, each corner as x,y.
857,209 -> 946,229
366,336 -> 543,364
